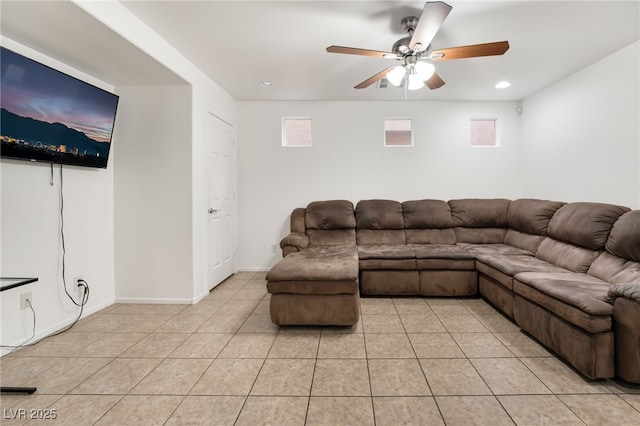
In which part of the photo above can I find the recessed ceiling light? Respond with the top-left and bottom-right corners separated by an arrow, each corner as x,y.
495,81 -> 511,89
259,81 -> 273,88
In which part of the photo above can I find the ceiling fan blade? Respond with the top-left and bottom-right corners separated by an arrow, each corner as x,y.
327,45 -> 396,58
430,41 -> 510,61
355,66 -> 397,89
425,72 -> 445,90
409,1 -> 453,52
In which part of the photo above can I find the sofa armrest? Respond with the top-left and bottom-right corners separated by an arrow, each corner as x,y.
280,232 -> 309,256
606,283 -> 640,304
608,283 -> 640,384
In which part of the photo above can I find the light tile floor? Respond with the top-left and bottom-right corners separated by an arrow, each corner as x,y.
1,271 -> 640,425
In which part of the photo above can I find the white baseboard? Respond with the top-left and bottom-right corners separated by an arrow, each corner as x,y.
114,297 -> 193,304
236,267 -> 271,272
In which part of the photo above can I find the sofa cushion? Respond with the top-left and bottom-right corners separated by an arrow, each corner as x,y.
305,200 -> 357,246
356,199 -> 404,229
605,210 -> 640,262
356,200 -> 405,245
306,200 -> 356,230
588,252 -> 640,285
503,229 -> 545,254
476,254 -> 569,290
449,198 -> 510,227
357,229 -> 406,245
403,199 -> 454,228
307,229 -> 356,246
507,199 -> 565,235
357,244 -> 416,270
402,199 -> 457,244
405,229 -> 457,244
547,202 -> 630,250
409,244 -> 475,259
453,227 -> 506,244
409,244 -> 475,269
514,272 -> 613,333
266,245 -> 358,283
358,244 -> 414,260
536,238 -> 600,273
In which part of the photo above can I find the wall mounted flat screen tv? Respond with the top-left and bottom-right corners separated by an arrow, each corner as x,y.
1,46 -> 119,168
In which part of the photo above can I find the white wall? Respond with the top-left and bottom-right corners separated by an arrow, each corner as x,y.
1,38 -> 115,352
75,0 -> 238,301
237,100 -> 523,270
113,85 -> 193,303
521,41 -> 640,208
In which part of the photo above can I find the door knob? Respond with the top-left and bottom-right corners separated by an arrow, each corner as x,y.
208,208 -> 220,214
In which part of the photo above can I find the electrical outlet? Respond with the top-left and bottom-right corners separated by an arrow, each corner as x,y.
74,276 -> 84,295
270,244 -> 278,254
20,292 -> 32,310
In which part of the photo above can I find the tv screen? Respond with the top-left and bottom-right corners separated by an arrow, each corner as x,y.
1,47 -> 119,169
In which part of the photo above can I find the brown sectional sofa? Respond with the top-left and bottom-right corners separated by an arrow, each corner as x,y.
265,198 -> 640,383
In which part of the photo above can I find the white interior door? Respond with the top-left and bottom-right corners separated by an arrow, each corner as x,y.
206,112 -> 235,289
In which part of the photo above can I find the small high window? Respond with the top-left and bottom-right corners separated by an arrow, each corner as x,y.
470,119 -> 497,147
384,118 -> 413,147
282,118 -> 312,147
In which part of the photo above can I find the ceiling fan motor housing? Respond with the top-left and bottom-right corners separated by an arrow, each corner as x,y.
394,16 -> 430,56
392,36 -> 412,55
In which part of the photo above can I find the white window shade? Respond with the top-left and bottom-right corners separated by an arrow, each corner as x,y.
384,119 -> 413,147
470,119 -> 497,147
282,118 -> 312,147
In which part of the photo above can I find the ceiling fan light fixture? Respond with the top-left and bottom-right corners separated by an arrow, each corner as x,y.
386,66 -> 406,86
414,61 -> 435,81
407,74 -> 426,91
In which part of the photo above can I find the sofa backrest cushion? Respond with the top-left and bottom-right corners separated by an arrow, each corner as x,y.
547,202 -> 630,250
588,252 -> 640,285
536,237 -> 601,273
356,200 -> 405,245
403,199 -> 454,228
605,210 -> 640,262
449,198 -> 510,227
503,229 -> 545,253
449,198 -> 510,244
305,200 -> 356,246
507,199 -> 565,235
402,199 -> 456,244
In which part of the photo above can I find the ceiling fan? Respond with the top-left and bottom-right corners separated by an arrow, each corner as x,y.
326,1 -> 509,91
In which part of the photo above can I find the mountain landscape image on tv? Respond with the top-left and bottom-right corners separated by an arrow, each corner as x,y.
0,47 -> 119,168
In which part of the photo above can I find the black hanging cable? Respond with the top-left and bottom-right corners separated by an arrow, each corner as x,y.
59,164 -> 83,306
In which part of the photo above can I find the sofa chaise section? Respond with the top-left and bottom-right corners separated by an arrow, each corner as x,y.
266,200 -> 360,326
